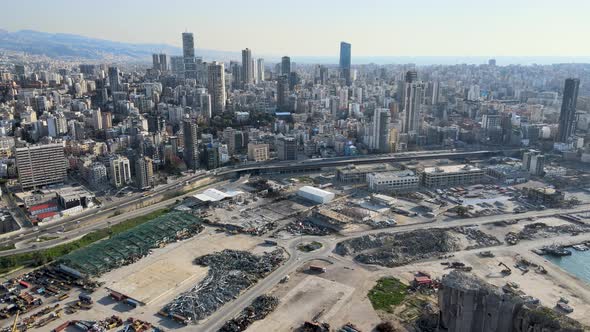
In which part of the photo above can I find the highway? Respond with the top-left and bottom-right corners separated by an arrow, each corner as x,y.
198,203 -> 590,331
0,148 -> 516,256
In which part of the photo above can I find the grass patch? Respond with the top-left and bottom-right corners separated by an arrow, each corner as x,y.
297,241 -> 323,252
0,208 -> 170,273
37,236 -> 59,242
368,277 -> 408,313
0,244 -> 16,252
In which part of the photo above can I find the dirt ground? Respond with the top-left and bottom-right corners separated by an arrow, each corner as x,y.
33,228 -> 269,332
250,259 -> 382,331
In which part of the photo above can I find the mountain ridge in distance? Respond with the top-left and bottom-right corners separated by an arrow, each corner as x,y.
0,29 -> 240,61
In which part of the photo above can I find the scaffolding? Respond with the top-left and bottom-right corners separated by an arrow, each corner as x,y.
58,211 -> 203,276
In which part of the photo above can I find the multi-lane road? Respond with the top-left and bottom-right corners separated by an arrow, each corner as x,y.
0,149 -> 517,257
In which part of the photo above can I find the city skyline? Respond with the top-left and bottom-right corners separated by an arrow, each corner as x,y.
2,0 -> 590,58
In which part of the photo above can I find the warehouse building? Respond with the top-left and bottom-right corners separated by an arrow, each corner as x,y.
297,186 -> 335,204
336,163 -> 396,183
367,170 -> 419,193
485,164 -> 529,184
420,164 -> 484,188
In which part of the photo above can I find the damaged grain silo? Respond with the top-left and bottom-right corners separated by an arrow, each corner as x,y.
438,271 -> 585,332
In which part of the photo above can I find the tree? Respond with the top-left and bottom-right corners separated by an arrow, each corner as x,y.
455,205 -> 469,217
376,321 -> 396,332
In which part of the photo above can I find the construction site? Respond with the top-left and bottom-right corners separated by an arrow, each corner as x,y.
0,163 -> 590,331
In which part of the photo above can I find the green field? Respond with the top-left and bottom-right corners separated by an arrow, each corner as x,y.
0,208 -> 170,275
368,277 -> 409,313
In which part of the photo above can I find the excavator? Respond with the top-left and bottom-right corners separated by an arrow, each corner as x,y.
498,262 -> 512,276
11,311 -> 19,332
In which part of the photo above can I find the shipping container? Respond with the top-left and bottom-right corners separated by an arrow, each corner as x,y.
19,280 -> 31,288
309,265 -> 326,273
110,291 -> 126,301
125,298 -> 139,308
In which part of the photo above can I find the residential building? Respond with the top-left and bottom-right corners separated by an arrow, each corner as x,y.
276,136 -> 296,161
15,143 -> 67,189
247,142 -> 269,162
109,156 -> 131,188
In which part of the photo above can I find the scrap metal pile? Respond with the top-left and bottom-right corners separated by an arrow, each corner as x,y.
285,219 -> 334,236
58,211 -> 204,276
451,226 -> 501,249
515,222 -> 589,240
335,229 -> 460,267
218,295 -> 279,332
163,249 -> 285,323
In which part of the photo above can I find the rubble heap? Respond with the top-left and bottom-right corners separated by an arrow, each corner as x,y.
439,271 -> 585,332
218,295 -> 279,332
163,249 -> 284,323
336,229 -> 460,267
286,219 -> 335,236
516,222 -> 589,240
452,226 -> 502,249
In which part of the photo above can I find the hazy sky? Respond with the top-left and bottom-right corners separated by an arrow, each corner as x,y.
2,0 -> 590,57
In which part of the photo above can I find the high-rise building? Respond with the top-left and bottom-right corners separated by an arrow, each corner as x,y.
488,59 -> 497,66
241,48 -> 253,85
135,156 -> 154,189
557,78 -> 580,142
281,56 -> 291,76
277,75 -> 290,111
171,56 -> 185,75
109,156 -> 132,188
158,53 -> 168,71
369,109 -> 391,153
15,143 -> 67,189
183,118 -> 199,170
208,62 -> 226,115
108,67 -> 121,92
277,136 -> 297,160
91,109 -> 103,130
339,42 -> 352,86
529,154 -> 545,176
256,58 -> 265,83
152,54 -> 160,70
230,61 -> 242,89
182,32 -> 197,79
403,82 -> 424,134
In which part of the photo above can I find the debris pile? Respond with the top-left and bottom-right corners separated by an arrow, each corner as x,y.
452,226 -> 501,249
336,229 -> 460,267
286,219 -> 335,236
218,295 -> 279,332
295,321 -> 331,332
516,222 -> 589,240
163,249 -> 285,323
339,322 -> 362,332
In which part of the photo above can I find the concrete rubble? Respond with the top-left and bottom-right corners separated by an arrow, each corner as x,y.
335,229 -> 460,267
163,249 -> 285,323
218,295 -> 279,332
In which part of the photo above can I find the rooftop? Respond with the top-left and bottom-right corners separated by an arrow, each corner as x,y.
423,164 -> 482,174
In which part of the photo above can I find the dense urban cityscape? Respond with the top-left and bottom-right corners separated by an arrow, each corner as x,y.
1,5 -> 590,331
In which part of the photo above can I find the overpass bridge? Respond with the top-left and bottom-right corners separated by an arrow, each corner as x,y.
219,149 -> 523,176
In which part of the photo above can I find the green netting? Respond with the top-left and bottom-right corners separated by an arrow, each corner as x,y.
58,211 -> 203,276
